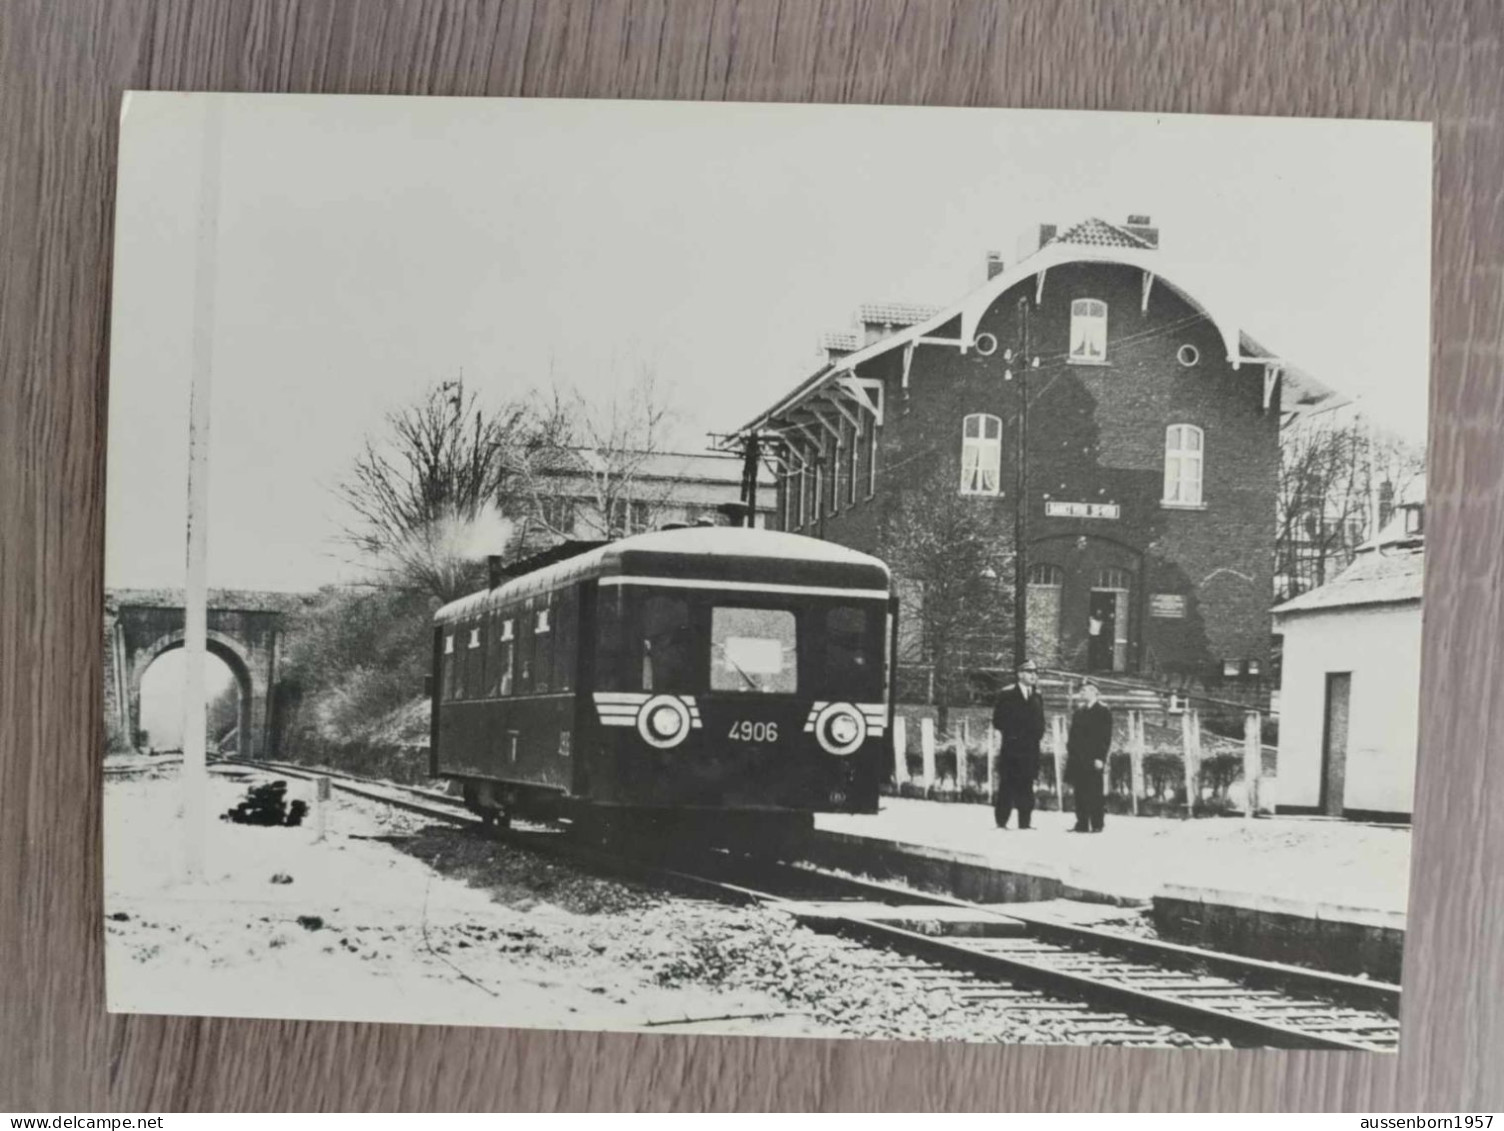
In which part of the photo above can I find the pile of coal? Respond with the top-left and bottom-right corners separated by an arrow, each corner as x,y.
222,780 -> 309,827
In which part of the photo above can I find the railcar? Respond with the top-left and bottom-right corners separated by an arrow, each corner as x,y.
430,526 -> 895,843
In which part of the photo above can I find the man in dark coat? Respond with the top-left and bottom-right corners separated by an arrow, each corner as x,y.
1065,679 -> 1113,832
991,659 -> 1046,829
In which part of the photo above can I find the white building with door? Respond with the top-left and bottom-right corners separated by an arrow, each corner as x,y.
1271,482 -> 1425,819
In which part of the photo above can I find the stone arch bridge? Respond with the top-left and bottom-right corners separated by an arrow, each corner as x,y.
104,589 -> 312,759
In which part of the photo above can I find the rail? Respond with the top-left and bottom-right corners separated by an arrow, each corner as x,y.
220,758 -> 1399,1051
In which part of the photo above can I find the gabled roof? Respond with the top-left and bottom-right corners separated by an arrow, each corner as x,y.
1272,545 -> 1425,616
1049,217 -> 1157,250
732,222 -> 1345,439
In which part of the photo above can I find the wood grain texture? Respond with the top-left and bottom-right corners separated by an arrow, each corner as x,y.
2,0 -> 1499,1111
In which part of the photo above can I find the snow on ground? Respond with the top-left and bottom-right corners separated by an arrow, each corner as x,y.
104,768 -> 1219,1046
818,797 -> 1413,914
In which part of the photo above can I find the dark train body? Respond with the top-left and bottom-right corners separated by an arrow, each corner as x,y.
430,526 -> 894,837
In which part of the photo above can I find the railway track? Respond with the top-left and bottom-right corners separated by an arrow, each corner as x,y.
222,758 -> 1401,1051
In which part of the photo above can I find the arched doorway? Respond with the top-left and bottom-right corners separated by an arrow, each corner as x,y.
1028,533 -> 1145,674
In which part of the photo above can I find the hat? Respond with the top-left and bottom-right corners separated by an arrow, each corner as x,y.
1078,677 -> 1098,690
1017,659 -> 1038,673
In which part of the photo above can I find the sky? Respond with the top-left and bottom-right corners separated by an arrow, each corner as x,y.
105,95 -> 1432,594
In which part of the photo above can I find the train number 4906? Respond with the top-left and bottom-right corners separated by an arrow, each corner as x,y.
728,720 -> 778,742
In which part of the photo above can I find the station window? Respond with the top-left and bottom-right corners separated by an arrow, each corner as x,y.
960,413 -> 1002,496
1163,424 -> 1205,506
539,495 -> 576,536
1069,299 -> 1108,363
831,427 -> 845,515
848,422 -> 861,506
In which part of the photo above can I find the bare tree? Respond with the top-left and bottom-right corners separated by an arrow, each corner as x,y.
883,461 -> 1015,729
1275,413 -> 1425,601
337,380 -> 568,602
511,370 -> 682,548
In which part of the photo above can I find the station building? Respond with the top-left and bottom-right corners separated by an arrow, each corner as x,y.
733,216 -> 1341,687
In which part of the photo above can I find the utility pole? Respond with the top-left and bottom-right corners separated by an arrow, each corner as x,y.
182,97 -> 224,883
1012,296 -> 1032,667
740,430 -> 761,527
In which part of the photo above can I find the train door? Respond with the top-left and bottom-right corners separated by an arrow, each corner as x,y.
428,625 -> 443,776
572,580 -> 597,798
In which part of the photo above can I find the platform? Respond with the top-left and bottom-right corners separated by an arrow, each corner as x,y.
812,797 -> 1411,980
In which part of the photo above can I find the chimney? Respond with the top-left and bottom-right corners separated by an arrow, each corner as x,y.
487,554 -> 503,590
1123,214 -> 1159,248
1015,222 -> 1057,261
1378,481 -> 1395,529
986,251 -> 1005,280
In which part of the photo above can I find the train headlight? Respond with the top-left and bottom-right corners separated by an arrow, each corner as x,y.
814,702 -> 867,756
637,695 -> 691,749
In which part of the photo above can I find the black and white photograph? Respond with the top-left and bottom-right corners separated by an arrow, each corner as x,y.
103,94 -> 1431,1051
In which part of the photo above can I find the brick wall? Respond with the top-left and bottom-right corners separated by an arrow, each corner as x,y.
775,260 -> 1279,682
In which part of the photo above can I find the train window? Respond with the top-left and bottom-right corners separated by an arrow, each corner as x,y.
442,633 -> 458,701
487,617 -> 513,697
516,612 -> 534,694
595,588 -> 627,691
553,594 -> 575,691
641,594 -> 694,692
463,624 -> 485,700
822,605 -> 879,697
711,607 -> 797,694
535,606 -> 553,693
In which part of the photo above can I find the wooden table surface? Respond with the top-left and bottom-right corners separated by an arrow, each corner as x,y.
3,0 -> 1500,1112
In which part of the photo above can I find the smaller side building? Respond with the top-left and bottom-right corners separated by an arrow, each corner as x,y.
1272,482 -> 1425,819
517,449 -> 775,550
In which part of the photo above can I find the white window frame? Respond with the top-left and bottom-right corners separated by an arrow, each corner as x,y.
959,413 -> 1002,496
1069,298 -> 1109,364
1163,424 -> 1205,507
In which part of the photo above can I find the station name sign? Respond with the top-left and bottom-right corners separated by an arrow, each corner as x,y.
1044,501 -> 1120,519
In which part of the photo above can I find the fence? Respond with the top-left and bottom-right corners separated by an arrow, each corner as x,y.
888,704 -> 1277,818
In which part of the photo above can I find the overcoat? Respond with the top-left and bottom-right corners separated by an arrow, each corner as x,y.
1065,701 -> 1113,784
991,683 -> 1046,765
